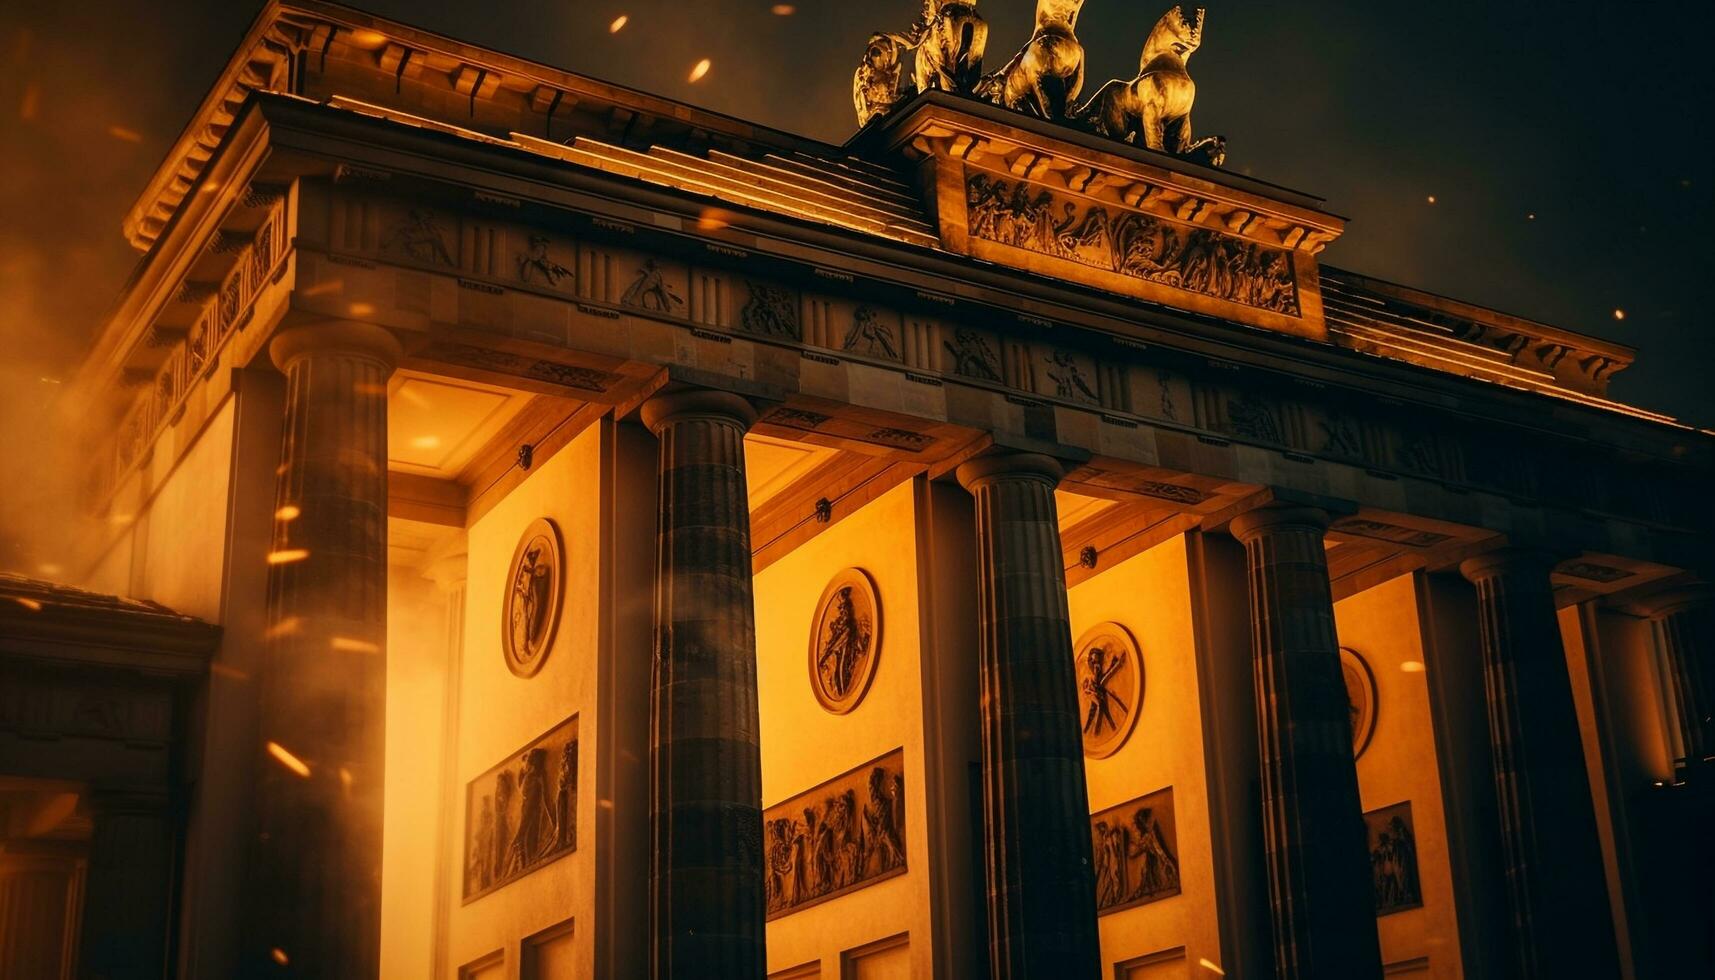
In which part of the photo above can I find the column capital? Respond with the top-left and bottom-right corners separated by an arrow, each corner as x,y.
1458,546 -> 1560,584
639,388 -> 757,434
954,451 -> 1063,493
1227,503 -> 1330,543
1620,583 -> 1715,619
269,320 -> 402,373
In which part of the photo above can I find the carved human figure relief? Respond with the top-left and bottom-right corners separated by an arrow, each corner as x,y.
516,234 -> 573,287
1365,801 -> 1423,914
809,569 -> 882,714
912,0 -> 988,95
619,258 -> 685,313
463,715 -> 579,902
1075,622 -> 1144,758
1090,786 -> 1182,913
764,749 -> 907,918
503,518 -> 564,678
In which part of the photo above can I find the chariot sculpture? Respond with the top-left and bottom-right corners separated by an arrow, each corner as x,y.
854,2 -> 1226,167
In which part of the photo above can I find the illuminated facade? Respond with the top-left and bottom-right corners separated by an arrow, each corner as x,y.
3,2 -> 1712,977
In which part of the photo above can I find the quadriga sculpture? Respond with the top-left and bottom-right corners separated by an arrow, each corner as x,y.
980,0 -> 1086,119
854,32 -> 916,127
913,0 -> 989,94
1076,6 -> 1225,164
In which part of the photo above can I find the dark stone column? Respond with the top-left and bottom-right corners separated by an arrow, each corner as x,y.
955,452 -> 1100,980
1227,505 -> 1381,979
641,390 -> 764,979
1636,586 -> 1715,770
1459,549 -> 1619,977
250,320 -> 399,975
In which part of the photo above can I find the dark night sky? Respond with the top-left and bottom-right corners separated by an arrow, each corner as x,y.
2,0 -> 1711,427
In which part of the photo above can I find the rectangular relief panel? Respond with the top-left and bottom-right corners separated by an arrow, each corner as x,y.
1091,785 -> 1183,914
1364,800 -> 1423,916
522,915 -> 577,980
463,713 -> 579,903
764,748 -> 907,919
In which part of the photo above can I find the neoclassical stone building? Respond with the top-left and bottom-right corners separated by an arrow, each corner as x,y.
3,2 -> 1711,977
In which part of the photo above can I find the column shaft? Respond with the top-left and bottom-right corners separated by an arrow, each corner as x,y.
250,321 -> 398,974
643,391 -> 765,979
1645,591 -> 1715,767
957,453 -> 1100,979
1460,550 -> 1618,977
1229,505 -> 1381,979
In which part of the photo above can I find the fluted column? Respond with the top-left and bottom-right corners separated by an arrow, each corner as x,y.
250,320 -> 399,974
641,390 -> 764,979
1227,505 -> 1381,979
1459,549 -> 1618,977
1636,587 -> 1715,769
955,452 -> 1100,979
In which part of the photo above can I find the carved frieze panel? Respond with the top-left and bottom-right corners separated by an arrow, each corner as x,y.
938,324 -> 1004,383
1332,518 -> 1452,549
738,279 -> 802,341
620,256 -> 690,317
464,714 -> 579,903
964,170 -> 1300,318
1365,801 -> 1422,916
1091,786 -> 1181,914
415,341 -> 622,395
764,748 -> 907,919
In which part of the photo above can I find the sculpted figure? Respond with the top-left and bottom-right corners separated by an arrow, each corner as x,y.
981,0 -> 1087,119
913,0 -> 988,94
854,32 -> 916,127
1077,6 -> 1225,165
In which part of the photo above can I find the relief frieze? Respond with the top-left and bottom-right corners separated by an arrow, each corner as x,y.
464,714 -> 578,903
965,171 -> 1299,316
764,748 -> 906,919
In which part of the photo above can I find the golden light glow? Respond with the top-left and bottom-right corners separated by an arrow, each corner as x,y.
410,434 -> 442,450
264,616 -> 302,639
771,3 -> 796,13
266,548 -> 310,565
608,14 -> 628,33
347,301 -> 375,316
299,279 -> 344,298
1613,308 -> 1626,321
209,662 -> 250,681
36,562 -> 61,576
1527,212 -> 1537,220
1198,959 -> 1226,976
330,636 -> 381,654
350,29 -> 389,46
339,767 -> 354,794
1425,195 -> 1437,205
688,58 -> 712,83
697,208 -> 732,231
14,597 -> 42,612
271,949 -> 290,966
1400,660 -> 1426,673
107,124 -> 142,143
266,741 -> 312,778
275,504 -> 300,521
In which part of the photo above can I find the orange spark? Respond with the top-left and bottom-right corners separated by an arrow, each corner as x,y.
771,3 -> 796,13
1400,660 -> 1425,673
339,767 -> 354,794
265,616 -> 302,639
266,548 -> 310,565
697,208 -> 732,231
271,948 -> 290,965
275,504 -> 300,521
1612,308 -> 1626,321
14,597 -> 43,612
1425,195 -> 1436,205
330,636 -> 381,654
346,301 -> 374,316
107,124 -> 143,143
266,741 -> 312,778
688,59 -> 711,83
609,15 -> 628,33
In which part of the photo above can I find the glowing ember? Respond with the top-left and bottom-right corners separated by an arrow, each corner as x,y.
330,636 -> 381,654
688,59 -> 712,83
346,301 -> 375,316
266,548 -> 310,565
1527,212 -> 1536,221
107,125 -> 143,143
264,616 -> 302,639
339,767 -> 354,793
36,562 -> 62,576
771,3 -> 796,13
14,597 -> 43,612
410,434 -> 442,449
609,15 -> 628,33
271,948 -> 290,965
1400,660 -> 1426,673
697,208 -> 732,231
1425,195 -> 1436,205
275,504 -> 300,521
1612,308 -> 1626,321
266,741 -> 312,778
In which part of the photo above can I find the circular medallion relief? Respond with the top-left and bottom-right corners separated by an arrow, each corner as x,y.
808,568 -> 882,714
502,518 -> 565,678
1075,623 -> 1144,759
1340,647 -> 1378,758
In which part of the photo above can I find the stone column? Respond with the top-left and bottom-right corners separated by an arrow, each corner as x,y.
1227,505 -> 1381,979
0,845 -> 84,978
79,790 -> 174,979
250,320 -> 399,974
1635,587 -> 1715,769
641,390 -> 764,979
955,452 -> 1100,980
1459,549 -> 1619,977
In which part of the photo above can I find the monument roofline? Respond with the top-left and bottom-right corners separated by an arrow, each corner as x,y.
123,0 -> 838,252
